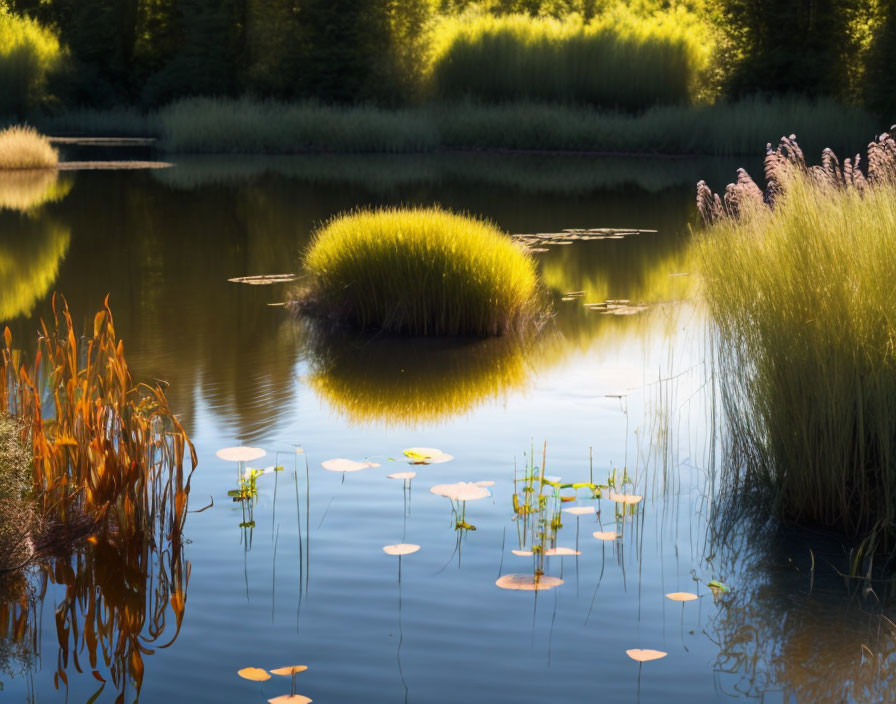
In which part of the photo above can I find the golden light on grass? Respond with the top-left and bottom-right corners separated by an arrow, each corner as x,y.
238,667 -> 271,682
0,126 -> 58,170
665,592 -> 698,602
495,574 -> 564,591
298,206 -> 539,336
626,649 -> 667,662
382,543 -> 420,556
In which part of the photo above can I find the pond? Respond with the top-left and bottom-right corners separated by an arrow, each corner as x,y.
1,152 -> 893,703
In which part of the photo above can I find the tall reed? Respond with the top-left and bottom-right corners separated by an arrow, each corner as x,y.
0,295 -> 196,542
297,207 -> 540,336
697,131 -> 896,548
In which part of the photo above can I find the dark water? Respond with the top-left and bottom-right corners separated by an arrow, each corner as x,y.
0,153 -> 893,704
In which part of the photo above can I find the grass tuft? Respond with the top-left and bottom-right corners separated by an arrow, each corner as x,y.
0,125 -> 57,169
297,206 -> 540,336
698,131 -> 896,547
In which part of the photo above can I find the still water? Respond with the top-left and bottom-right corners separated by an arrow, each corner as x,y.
0,153 -> 893,703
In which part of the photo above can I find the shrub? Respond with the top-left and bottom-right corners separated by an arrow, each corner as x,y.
426,8 -> 715,109
0,126 -> 58,169
697,132 -> 896,547
298,207 -> 540,336
0,8 -> 64,119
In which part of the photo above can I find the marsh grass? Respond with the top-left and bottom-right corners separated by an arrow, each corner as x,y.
427,9 -> 714,109
0,125 -> 57,169
297,207 -> 540,336
698,132 -> 896,548
29,96 -> 876,157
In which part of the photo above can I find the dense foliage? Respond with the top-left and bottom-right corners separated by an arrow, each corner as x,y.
0,0 -> 894,118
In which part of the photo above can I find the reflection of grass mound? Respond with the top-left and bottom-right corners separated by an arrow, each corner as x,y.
299,207 -> 539,336
0,216 -> 70,320
306,330 -> 530,426
0,169 -> 70,212
0,126 -> 57,170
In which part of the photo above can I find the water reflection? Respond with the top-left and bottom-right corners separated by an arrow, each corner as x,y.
0,170 -> 71,213
0,527 -> 189,700
304,327 -> 530,426
705,513 -> 896,701
0,212 -> 71,321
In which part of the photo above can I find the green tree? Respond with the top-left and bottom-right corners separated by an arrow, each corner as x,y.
866,0 -> 896,118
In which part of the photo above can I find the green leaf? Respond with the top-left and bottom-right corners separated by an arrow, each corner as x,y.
707,580 -> 730,593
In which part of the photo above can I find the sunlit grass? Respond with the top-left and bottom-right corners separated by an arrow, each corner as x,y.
0,126 -> 57,169
427,7 -> 715,109
0,8 -> 63,117
298,207 -> 540,336
699,145 -> 896,545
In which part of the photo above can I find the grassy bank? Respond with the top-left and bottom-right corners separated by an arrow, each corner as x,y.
26,96 -> 880,158
698,133 -> 896,548
296,207 -> 539,336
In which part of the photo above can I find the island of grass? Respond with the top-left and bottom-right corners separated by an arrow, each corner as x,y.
295,207 -> 539,337
0,125 -> 58,169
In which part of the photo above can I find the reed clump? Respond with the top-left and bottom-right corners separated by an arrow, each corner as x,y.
297,207 -> 540,336
0,126 -> 57,169
0,295 -> 196,546
697,130 -> 896,547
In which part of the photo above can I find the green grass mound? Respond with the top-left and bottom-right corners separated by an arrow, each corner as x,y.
301,207 -> 539,336
0,125 -> 57,169
698,133 -> 896,547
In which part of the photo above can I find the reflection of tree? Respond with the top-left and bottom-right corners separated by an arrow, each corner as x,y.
705,512 -> 896,702
0,212 -> 71,320
305,326 -> 530,426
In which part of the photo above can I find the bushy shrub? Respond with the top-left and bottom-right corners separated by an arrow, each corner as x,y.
0,8 -> 64,118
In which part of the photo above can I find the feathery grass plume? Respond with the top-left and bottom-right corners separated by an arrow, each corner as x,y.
426,7 -> 715,109
0,126 -> 57,170
296,207 -> 540,336
0,295 -> 197,542
697,129 -> 896,549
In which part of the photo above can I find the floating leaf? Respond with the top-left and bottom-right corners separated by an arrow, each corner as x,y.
665,592 -> 698,602
383,544 -> 420,556
496,574 -> 564,591
543,547 -> 580,556
474,480 -> 495,487
593,531 -> 618,541
511,549 -> 534,556
403,447 -> 453,464
626,649 -> 667,662
238,667 -> 271,682
270,666 -> 308,676
430,482 -> 490,501
321,458 -> 378,472
228,274 -> 297,285
387,471 -> 416,480
268,696 -> 312,704
217,446 -> 266,463
562,506 -> 595,516
607,491 -> 643,505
